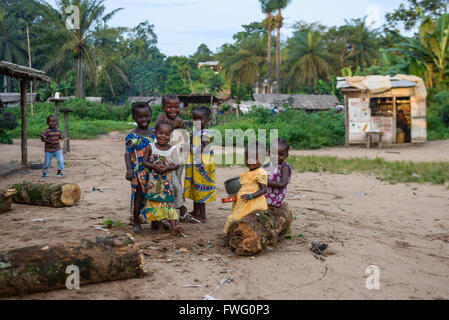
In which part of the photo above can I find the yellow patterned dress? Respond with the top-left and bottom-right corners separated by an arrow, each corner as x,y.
184,129 -> 217,204
223,168 -> 268,233
141,143 -> 179,222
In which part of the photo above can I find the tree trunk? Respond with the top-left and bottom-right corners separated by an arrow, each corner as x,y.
227,203 -> 293,256
0,234 -> 148,298
275,9 -> 282,94
267,25 -> 272,94
11,182 -> 81,207
76,52 -> 83,98
0,189 -> 16,214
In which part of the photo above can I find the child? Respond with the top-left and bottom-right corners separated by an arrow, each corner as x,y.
41,115 -> 64,177
223,142 -> 268,233
141,121 -> 181,235
156,95 -> 188,219
184,106 -> 216,223
264,139 -> 292,208
125,102 -> 156,234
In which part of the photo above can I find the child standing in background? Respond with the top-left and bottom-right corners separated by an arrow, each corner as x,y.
141,121 -> 181,235
41,115 -> 64,177
223,142 -> 268,233
156,95 -> 188,219
125,102 -> 156,234
184,106 -> 216,223
264,139 -> 292,208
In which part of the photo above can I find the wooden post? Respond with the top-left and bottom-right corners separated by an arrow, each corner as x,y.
60,108 -> 73,154
20,79 -> 28,167
344,94 -> 349,147
54,101 -> 59,125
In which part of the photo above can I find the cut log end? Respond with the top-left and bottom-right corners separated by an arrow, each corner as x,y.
61,184 -> 81,206
228,222 -> 262,256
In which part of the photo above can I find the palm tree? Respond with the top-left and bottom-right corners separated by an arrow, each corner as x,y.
284,29 -> 330,93
217,37 -> 266,86
36,0 -> 127,97
0,9 -> 27,91
259,0 -> 275,93
270,0 -> 292,93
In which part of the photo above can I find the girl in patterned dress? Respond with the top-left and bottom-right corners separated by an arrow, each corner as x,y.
125,103 -> 156,234
264,139 -> 292,208
183,106 -> 216,223
141,121 -> 181,235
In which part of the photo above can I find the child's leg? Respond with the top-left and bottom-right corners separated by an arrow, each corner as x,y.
132,183 -> 143,233
42,152 -> 53,176
198,203 -> 207,223
155,221 -> 164,234
55,150 -> 64,174
192,202 -> 201,218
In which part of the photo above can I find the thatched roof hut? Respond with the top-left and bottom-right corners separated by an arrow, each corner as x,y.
248,94 -> 340,111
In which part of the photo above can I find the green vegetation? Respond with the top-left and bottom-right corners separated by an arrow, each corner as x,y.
288,155 -> 449,186
102,219 -> 125,228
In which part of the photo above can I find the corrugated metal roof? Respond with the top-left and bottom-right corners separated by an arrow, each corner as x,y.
337,77 -> 417,89
252,94 -> 340,110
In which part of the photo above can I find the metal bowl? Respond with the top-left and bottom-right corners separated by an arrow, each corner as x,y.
224,176 -> 241,195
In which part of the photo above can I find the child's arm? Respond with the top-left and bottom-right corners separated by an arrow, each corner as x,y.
142,145 -> 165,174
175,118 -> 184,129
241,182 -> 267,202
267,165 -> 291,189
40,130 -> 48,143
125,140 -> 134,181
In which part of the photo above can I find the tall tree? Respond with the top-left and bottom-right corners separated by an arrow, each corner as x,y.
192,43 -> 214,63
270,0 -> 292,93
36,0 -> 126,97
284,29 -> 330,93
259,0 -> 275,93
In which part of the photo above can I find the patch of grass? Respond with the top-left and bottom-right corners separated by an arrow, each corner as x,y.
288,155 -> 449,186
102,219 -> 125,228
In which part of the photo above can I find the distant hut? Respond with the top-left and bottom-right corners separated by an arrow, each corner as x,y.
0,93 -> 41,107
127,96 -> 162,106
242,94 -> 340,111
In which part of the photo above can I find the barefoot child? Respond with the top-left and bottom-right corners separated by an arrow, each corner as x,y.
41,115 -> 64,177
156,95 -> 188,219
184,106 -> 216,223
125,102 -> 156,233
264,139 -> 292,208
223,142 -> 268,233
141,121 -> 181,235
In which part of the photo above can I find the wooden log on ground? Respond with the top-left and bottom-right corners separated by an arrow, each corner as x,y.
10,181 -> 81,207
0,189 -> 17,213
0,234 -> 148,298
227,203 -> 293,256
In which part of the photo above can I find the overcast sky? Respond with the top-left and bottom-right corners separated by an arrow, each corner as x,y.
48,0 -> 405,56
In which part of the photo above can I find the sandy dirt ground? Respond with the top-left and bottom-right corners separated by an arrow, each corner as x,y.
0,133 -> 448,300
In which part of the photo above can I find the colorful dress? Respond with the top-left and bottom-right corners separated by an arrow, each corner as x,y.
125,131 -> 156,214
141,143 -> 179,222
184,129 -> 217,204
265,162 -> 292,208
223,168 -> 268,233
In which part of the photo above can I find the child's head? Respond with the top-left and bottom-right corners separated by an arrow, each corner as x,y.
245,142 -> 266,171
162,95 -> 181,120
154,121 -> 174,146
192,106 -> 211,130
270,138 -> 290,165
47,115 -> 57,129
131,102 -> 152,130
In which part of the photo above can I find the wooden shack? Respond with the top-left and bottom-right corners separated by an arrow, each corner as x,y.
337,76 -> 427,146
0,61 -> 52,166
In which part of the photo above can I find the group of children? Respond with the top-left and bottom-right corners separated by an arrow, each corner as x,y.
39,95 -> 293,238
124,95 -> 292,237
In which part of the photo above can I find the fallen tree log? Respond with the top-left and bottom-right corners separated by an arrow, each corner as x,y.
227,203 -> 293,256
10,181 -> 81,207
0,189 -> 16,213
0,234 -> 148,298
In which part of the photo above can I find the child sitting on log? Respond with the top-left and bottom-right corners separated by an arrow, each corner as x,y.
156,95 -> 189,220
264,139 -> 292,208
125,102 -> 156,234
141,121 -> 182,236
41,115 -> 64,177
223,142 -> 268,233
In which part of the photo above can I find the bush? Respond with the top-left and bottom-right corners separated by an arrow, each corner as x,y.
0,107 -> 19,144
213,107 -> 346,150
